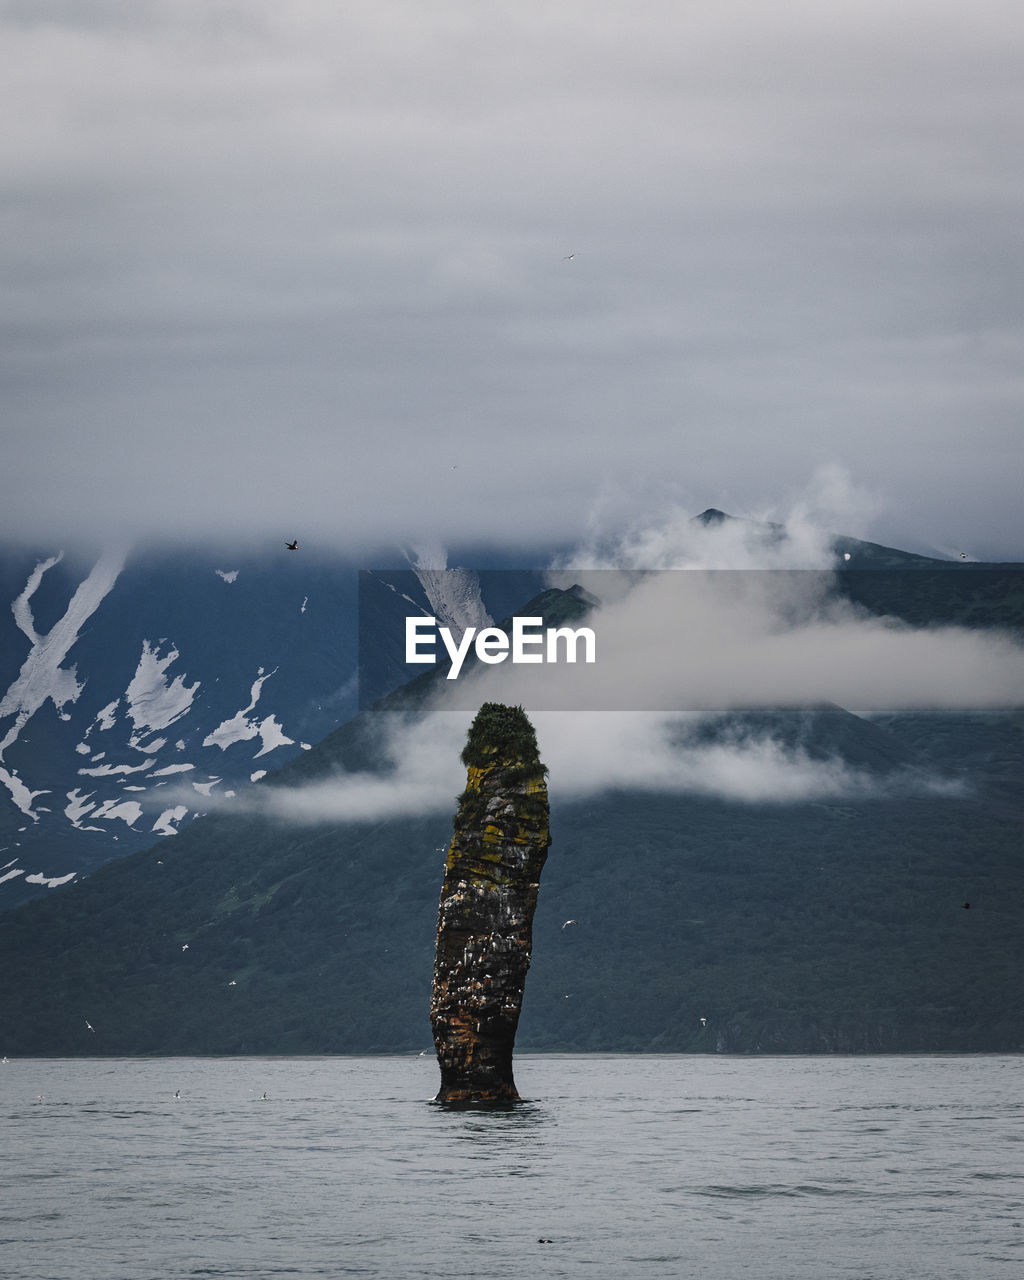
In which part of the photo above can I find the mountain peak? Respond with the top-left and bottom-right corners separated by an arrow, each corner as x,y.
692,508 -> 734,526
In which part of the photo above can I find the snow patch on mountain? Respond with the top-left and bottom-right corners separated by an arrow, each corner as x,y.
78,758 -> 156,778
412,567 -> 492,634
403,542 -> 494,633
25,870 -> 76,888
149,763 -> 194,776
94,702 -> 118,732
65,789 -> 104,831
0,548 -> 125,818
376,576 -> 428,611
10,553 -> 62,641
91,799 -> 143,827
253,716 -> 293,757
0,769 -> 49,822
153,805 -> 188,836
125,641 -> 200,734
202,668 -> 294,757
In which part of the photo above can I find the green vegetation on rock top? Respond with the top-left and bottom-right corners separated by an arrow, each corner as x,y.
460,703 -> 545,771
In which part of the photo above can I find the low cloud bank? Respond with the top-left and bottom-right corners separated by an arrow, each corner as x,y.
170,705 -> 966,829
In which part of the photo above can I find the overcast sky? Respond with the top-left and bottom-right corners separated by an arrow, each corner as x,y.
2,0 -> 1022,558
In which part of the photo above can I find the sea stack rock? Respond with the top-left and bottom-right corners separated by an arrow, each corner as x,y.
430,702 -> 550,1103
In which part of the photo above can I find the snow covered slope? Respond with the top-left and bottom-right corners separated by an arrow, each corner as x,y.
0,544 -> 364,905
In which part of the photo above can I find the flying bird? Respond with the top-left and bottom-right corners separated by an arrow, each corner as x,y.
562,253 -> 575,260
182,944 -> 189,951
85,1020 -> 94,1032
700,1016 -> 707,1027
286,540 -> 298,551
561,919 -> 577,929
228,980 -> 237,986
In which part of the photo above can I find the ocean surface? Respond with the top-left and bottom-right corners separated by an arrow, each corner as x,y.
2,1054 -> 1021,1279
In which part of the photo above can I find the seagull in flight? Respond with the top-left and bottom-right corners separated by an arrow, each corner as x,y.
562,253 -> 575,260
286,540 -> 299,551
561,919 -> 577,929
182,944 -> 189,951
85,1020 -> 94,1032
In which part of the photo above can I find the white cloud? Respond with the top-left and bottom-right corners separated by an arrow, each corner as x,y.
184,699 -> 964,829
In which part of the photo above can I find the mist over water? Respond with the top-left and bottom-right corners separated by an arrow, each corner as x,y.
3,1055 -> 1021,1279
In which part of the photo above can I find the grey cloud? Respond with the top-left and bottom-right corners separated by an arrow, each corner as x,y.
436,565 -> 1024,715
1,2 -> 1022,554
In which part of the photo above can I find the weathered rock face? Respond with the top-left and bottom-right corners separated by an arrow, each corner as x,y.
430,703 -> 550,1103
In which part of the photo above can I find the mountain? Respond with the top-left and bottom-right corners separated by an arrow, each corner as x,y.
0,544 -> 359,906
4,523 -> 1018,911
0,546 -> 550,908
0,536 -> 1021,1057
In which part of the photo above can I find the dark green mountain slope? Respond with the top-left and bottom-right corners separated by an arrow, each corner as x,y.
1,767 -> 1020,1055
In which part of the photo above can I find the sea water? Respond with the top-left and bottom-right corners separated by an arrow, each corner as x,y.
1,1054 -> 1021,1279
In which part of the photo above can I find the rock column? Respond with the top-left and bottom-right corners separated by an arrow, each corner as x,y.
430,703 -> 550,1103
